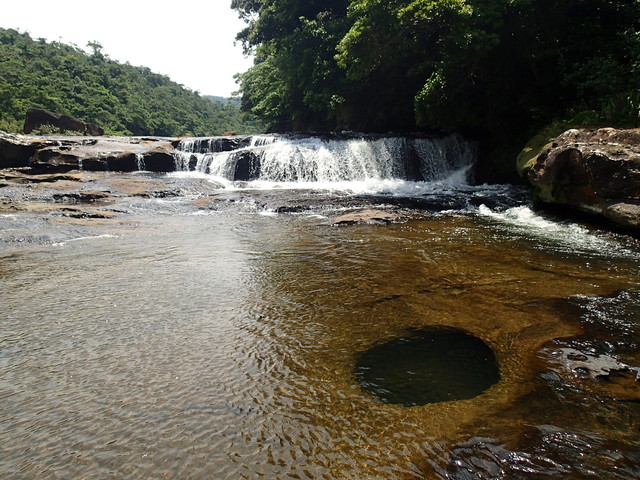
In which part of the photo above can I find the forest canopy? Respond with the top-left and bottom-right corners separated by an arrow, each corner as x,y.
233,0 -> 640,144
0,28 -> 264,136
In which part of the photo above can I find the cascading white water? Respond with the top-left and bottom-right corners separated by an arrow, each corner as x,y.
174,134 -> 476,186
135,153 -> 145,171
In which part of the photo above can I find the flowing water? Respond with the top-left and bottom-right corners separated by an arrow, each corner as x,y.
1,135 -> 640,479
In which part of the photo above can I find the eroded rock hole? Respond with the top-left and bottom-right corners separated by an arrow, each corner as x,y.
355,327 -> 500,406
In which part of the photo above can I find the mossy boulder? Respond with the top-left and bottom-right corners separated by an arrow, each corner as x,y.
525,128 -> 640,231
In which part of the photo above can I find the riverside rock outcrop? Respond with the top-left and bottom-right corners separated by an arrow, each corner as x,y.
0,132 -> 180,172
0,131 -> 256,173
0,131 -> 59,168
525,128 -> 640,231
30,137 -> 177,173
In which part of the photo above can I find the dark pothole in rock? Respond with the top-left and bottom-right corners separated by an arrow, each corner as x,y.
355,327 -> 500,406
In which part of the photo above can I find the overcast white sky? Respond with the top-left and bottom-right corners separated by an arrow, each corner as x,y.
0,1 -> 254,97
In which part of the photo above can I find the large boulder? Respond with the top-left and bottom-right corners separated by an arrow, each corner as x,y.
24,108 -> 104,136
526,128 -> 640,231
140,144 -> 179,172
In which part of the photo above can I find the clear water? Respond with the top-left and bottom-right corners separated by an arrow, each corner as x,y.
1,144 -> 640,478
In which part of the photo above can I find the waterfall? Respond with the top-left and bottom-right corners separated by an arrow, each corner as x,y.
174,134 -> 476,185
135,153 -> 145,171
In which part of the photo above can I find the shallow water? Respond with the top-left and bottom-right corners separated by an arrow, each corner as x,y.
1,177 -> 640,479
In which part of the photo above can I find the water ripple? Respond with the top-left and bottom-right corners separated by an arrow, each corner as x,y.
1,190 -> 639,478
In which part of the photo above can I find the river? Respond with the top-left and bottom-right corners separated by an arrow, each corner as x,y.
1,134 -> 639,479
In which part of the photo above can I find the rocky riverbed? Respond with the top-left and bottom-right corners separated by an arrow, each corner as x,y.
3,127 -> 640,233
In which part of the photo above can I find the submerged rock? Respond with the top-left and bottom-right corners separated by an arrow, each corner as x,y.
526,128 -> 640,231
544,345 -> 640,401
446,425 -> 640,479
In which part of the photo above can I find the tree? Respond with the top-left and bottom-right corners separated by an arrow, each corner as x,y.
234,0 -> 640,136
233,0 -> 351,131
0,28 -> 265,136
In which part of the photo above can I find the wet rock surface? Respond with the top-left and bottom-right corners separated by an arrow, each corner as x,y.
0,130 -> 260,174
229,150 -> 262,181
0,168 -> 225,228
544,345 -> 640,401
537,290 -> 640,402
445,425 -> 640,480
527,128 -> 640,232
331,208 -> 404,225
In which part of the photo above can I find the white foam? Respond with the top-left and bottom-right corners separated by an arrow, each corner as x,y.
52,234 -> 120,247
173,134 -> 476,186
476,204 -> 636,258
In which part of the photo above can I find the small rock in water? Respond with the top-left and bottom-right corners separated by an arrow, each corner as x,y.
52,190 -> 114,203
331,209 -> 402,225
275,206 -> 308,214
57,207 -> 119,219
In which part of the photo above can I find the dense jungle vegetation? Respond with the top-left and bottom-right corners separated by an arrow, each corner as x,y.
233,0 -> 640,178
0,28 -> 263,136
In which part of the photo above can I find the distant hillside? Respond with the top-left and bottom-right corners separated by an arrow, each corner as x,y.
0,28 -> 264,136
204,95 -> 240,106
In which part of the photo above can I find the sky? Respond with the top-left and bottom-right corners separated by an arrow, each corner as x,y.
0,1 -> 254,97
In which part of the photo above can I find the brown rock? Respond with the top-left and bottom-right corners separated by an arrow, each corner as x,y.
527,128 -> 640,231
0,168 -> 87,185
57,206 -> 119,219
0,131 -> 58,168
30,137 -> 178,173
102,177 -> 168,197
332,209 -> 403,225
52,190 -> 114,203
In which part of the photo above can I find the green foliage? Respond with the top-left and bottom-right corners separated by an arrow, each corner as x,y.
0,28 -> 265,136
516,123 -> 567,178
233,0 -> 640,165
28,124 -> 85,136
233,0 -> 352,131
